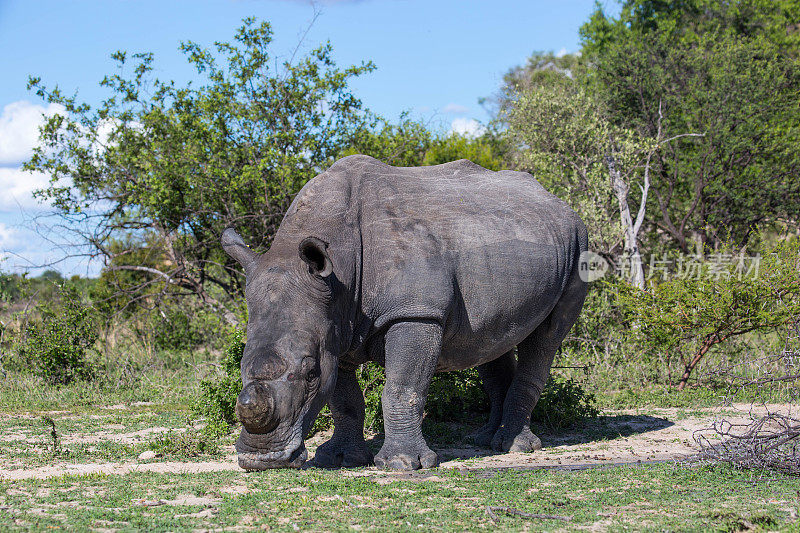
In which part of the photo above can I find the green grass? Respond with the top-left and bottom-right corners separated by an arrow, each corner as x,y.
0,342 -> 220,414
593,382 -> 794,411
0,407 -> 227,468
1,463 -> 798,531
1,344 -> 798,531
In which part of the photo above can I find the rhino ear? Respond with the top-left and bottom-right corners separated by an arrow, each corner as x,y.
299,237 -> 333,278
222,228 -> 257,272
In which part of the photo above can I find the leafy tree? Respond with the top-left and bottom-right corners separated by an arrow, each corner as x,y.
580,3 -> 800,251
506,77 -> 659,286
340,117 -> 506,171
482,51 -> 585,129
580,0 -> 800,57
338,115 -> 434,166
422,133 -> 506,171
25,19 -> 376,323
38,270 -> 63,283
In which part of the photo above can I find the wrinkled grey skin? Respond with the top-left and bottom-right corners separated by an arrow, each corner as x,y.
223,155 -> 587,471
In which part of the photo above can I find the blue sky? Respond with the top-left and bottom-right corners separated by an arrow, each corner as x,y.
0,0 -> 617,276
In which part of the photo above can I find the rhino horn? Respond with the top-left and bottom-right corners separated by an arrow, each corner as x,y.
236,381 -> 278,434
222,228 -> 258,273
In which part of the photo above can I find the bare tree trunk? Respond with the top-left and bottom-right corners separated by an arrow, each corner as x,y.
606,155 -> 646,289
605,101 -> 704,290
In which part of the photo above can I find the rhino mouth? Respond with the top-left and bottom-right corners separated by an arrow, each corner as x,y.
236,427 -> 306,470
237,444 -> 307,470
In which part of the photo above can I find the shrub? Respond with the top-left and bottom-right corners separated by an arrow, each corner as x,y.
192,328 -> 245,426
358,363 -> 385,434
152,309 -> 205,351
426,369 -> 487,421
0,271 -> 20,303
13,283 -> 98,384
618,237 -> 800,390
532,376 -> 600,430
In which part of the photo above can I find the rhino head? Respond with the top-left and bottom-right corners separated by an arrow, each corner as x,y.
222,228 -> 339,469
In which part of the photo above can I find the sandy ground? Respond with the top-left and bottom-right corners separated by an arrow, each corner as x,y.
1,403 -> 794,481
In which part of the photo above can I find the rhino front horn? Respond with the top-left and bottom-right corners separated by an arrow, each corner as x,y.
236,381 -> 278,434
222,228 -> 257,272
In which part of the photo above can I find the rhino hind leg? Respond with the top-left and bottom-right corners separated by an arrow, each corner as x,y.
491,268 -> 587,453
470,350 -> 516,447
374,320 -> 441,471
312,368 -> 374,468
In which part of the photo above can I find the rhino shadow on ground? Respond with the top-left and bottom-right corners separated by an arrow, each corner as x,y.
537,414 -> 675,447
356,414 -> 675,464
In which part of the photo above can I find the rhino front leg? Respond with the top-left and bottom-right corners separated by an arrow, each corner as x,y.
312,367 -> 374,468
374,320 -> 441,471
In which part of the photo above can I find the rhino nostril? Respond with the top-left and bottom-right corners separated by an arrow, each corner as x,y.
236,381 -> 277,433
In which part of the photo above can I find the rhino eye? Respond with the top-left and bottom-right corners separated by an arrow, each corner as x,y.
306,369 -> 318,382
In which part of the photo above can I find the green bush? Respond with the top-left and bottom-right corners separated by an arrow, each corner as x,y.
0,271 -> 20,303
192,328 -> 245,426
357,363 -> 386,434
152,309 -> 205,351
426,369 -> 487,421
532,376 -> 599,430
618,237 -> 800,390
12,283 -> 98,384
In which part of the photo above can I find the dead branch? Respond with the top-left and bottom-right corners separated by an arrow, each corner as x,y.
693,320 -> 800,475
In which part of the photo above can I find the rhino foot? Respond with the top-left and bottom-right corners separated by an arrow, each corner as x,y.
312,437 -> 373,468
374,442 -> 438,471
491,426 -> 542,453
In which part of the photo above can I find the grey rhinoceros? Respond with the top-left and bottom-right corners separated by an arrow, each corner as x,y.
222,154 -> 587,471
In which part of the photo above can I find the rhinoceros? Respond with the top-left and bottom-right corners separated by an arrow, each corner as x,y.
222,154 -> 587,471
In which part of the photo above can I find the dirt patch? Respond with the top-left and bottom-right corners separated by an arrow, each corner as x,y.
0,457 -> 240,481
162,494 -> 221,506
220,484 -> 258,495
64,426 -> 185,445
0,404 -> 791,481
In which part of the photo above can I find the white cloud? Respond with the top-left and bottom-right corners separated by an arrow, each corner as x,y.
555,47 -> 569,58
0,167 -> 51,210
0,100 -> 66,166
449,118 -> 486,138
442,103 -> 469,114
0,222 -> 18,253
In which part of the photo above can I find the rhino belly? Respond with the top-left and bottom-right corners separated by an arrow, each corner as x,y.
437,239 -> 568,371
